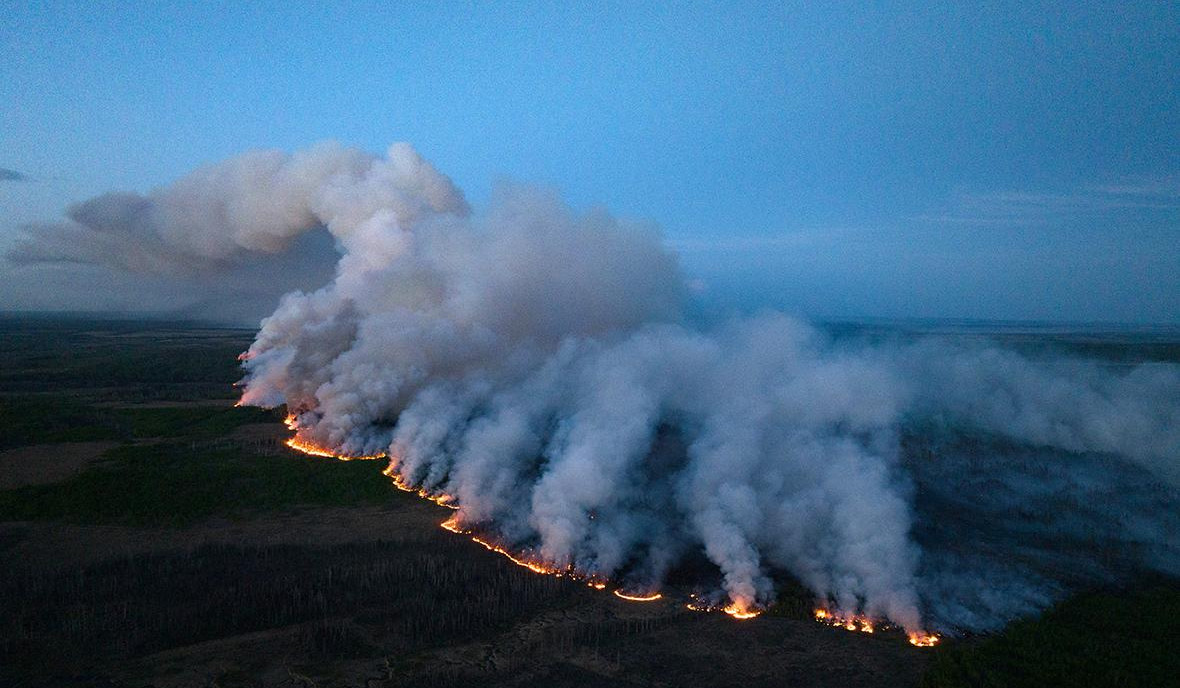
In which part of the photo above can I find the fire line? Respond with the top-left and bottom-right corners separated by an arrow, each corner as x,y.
281,421 -> 937,644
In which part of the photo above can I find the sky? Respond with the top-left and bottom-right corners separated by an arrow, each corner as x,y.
1,1 -> 1178,324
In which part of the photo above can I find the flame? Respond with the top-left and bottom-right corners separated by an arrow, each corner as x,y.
281,414 -> 386,461
281,415 -> 942,642
814,608 -> 875,634
438,514 -> 566,575
722,603 -> 761,620
387,467 -> 460,509
285,436 -> 386,461
276,416 -> 822,624
285,436 -> 339,458
471,535 -> 565,575
813,608 -> 939,646
613,590 -> 663,602
684,594 -> 761,619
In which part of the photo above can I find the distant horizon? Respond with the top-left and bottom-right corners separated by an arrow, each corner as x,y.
3,3 -> 1178,324
6,308 -> 1180,335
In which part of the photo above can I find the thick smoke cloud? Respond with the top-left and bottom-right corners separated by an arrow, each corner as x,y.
20,142 -> 1177,633
5,143 -> 466,321
9,142 -> 466,273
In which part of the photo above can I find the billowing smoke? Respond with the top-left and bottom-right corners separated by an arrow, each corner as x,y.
5,142 -> 466,320
19,142 -> 1179,633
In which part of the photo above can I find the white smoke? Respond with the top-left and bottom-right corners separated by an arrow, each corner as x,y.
9,142 -> 467,274
16,142 -> 1179,633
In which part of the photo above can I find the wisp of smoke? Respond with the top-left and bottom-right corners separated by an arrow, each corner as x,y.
17,142 -> 1179,633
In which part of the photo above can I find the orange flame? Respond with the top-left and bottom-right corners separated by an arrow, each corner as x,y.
814,608 -> 939,646
275,416 -> 853,627
284,436 -> 386,461
440,514 -> 465,534
471,534 -> 566,575
723,603 -> 762,620
684,594 -> 761,620
814,608 -> 875,634
613,590 -> 663,602
387,467 -> 460,509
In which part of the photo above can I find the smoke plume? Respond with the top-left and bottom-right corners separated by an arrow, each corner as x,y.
18,142 -> 1179,633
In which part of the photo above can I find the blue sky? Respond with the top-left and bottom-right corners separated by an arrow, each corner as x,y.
2,1 -> 1178,323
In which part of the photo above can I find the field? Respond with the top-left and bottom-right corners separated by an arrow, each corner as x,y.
0,316 -> 1175,687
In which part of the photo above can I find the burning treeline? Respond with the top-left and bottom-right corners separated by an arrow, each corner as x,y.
23,140 -> 1171,639
280,414 -> 944,645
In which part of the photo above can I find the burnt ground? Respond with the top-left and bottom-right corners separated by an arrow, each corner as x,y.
1,316 -> 1175,688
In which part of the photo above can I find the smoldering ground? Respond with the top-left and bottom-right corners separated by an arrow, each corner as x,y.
11,142 -> 1179,635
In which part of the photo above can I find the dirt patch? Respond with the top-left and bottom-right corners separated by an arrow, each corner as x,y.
0,441 -> 117,489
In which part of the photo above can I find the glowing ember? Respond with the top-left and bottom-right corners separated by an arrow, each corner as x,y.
613,590 -> 663,602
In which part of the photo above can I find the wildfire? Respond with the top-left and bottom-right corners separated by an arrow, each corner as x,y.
285,436 -> 386,461
440,514 -> 465,534
386,466 -> 459,509
280,414 -> 388,461
283,415 -> 933,633
284,436 -> 339,458
723,603 -> 761,620
439,514 -> 568,576
813,608 -> 940,647
470,535 -> 566,576
613,590 -> 663,602
684,594 -> 761,620
814,608 -> 875,633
